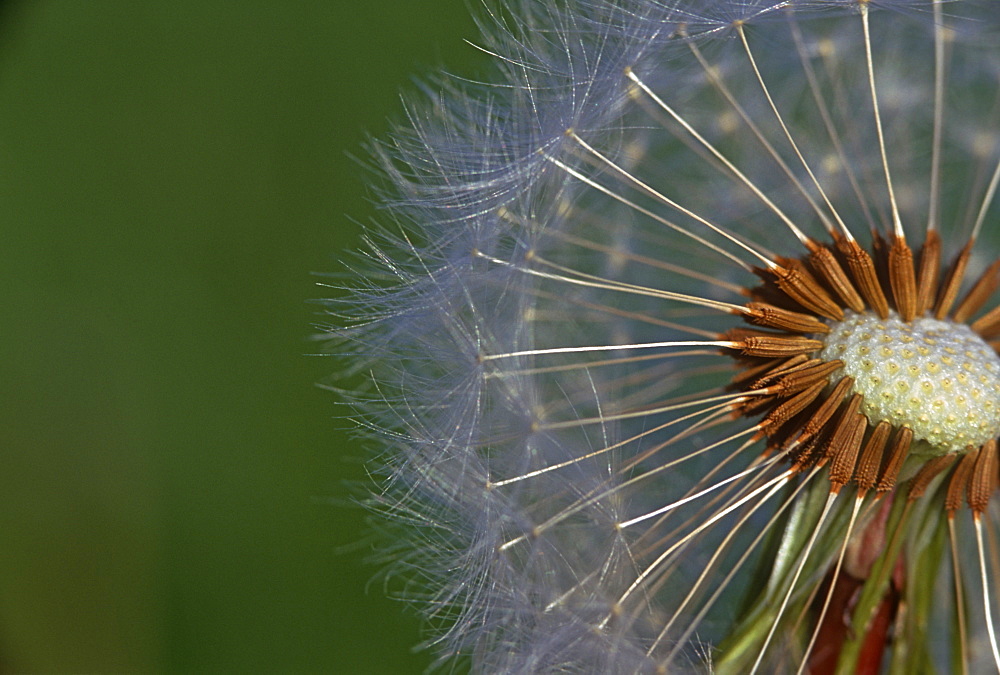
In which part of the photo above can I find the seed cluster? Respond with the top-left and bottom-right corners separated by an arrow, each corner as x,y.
725,232 -> 1000,508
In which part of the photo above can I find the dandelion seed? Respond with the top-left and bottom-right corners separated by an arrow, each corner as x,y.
329,0 -> 1000,672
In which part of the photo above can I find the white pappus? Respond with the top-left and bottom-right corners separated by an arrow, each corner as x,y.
328,1 -> 1000,672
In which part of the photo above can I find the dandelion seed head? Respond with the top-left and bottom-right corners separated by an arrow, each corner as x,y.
331,0 -> 1000,671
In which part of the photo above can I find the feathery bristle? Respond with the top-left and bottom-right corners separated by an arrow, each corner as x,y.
329,1 -> 1000,671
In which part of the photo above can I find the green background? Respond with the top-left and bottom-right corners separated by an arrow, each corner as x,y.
0,1 -> 484,672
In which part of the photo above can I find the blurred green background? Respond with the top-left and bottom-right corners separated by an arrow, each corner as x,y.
0,1 -> 484,672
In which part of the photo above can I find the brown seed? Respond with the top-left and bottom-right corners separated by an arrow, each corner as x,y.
935,239 -> 973,320
768,359 -> 843,397
971,304 -> 1000,338
953,257 -> 1000,323
855,420 -> 892,494
836,237 -> 889,319
743,302 -> 831,334
829,413 -> 867,491
770,263 -> 844,321
817,393 -> 862,464
738,335 -> 825,358
968,440 -> 998,514
730,356 -> 794,387
916,229 -> 941,316
945,450 -> 978,514
806,239 -> 865,313
908,453 -> 957,501
795,376 -> 853,445
889,234 -> 918,321
760,380 -> 827,436
877,426 -> 913,494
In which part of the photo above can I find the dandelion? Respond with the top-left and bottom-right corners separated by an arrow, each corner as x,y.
329,0 -> 1000,671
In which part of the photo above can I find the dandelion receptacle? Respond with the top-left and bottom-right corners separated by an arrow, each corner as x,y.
330,1 -> 1000,671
